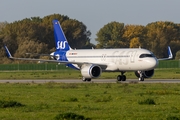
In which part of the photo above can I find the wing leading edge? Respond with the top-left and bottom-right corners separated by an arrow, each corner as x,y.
4,46 -> 107,69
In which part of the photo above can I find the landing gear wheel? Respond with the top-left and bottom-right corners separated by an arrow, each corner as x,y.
117,74 -> 126,81
139,77 -> 144,81
117,75 -> 122,81
87,78 -> 91,81
82,77 -> 91,82
122,75 -> 126,81
82,77 -> 86,82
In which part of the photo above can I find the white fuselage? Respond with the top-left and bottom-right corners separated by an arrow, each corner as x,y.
65,48 -> 158,71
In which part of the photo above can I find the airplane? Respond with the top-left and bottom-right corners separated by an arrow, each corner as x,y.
4,19 -> 173,81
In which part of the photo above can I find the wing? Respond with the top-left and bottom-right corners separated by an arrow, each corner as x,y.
4,46 -> 108,69
25,53 -> 52,56
158,46 -> 173,60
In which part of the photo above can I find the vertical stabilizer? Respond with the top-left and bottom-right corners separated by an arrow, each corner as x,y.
52,19 -> 71,51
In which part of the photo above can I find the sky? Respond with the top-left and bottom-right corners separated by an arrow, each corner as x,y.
0,0 -> 180,44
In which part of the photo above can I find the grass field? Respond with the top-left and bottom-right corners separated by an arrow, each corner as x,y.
0,68 -> 180,80
0,62 -> 180,119
0,83 -> 180,120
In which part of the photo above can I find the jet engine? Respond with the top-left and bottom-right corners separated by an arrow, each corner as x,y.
81,64 -> 102,78
135,69 -> 154,78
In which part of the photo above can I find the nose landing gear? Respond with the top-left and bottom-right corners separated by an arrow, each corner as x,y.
138,71 -> 144,81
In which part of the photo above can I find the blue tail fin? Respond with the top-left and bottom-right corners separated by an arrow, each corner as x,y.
53,19 -> 71,51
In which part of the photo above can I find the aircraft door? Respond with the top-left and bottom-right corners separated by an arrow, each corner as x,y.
129,51 -> 137,63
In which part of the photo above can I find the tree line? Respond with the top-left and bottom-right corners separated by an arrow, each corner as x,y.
96,21 -> 180,59
0,14 -> 180,64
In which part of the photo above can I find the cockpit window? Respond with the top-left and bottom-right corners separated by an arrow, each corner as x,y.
139,54 -> 155,58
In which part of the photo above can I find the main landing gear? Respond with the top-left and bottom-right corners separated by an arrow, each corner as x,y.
117,71 -> 126,81
117,71 -> 145,81
82,71 -> 145,82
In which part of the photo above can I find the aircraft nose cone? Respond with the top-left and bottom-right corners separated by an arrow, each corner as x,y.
145,58 -> 158,70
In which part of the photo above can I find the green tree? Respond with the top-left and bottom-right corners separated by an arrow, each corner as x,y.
40,14 -> 70,49
0,14 -> 93,63
123,25 -> 147,48
175,50 -> 180,60
61,19 -> 91,49
169,40 -> 180,59
146,21 -> 180,58
1,18 -> 45,56
41,14 -> 93,49
0,21 -> 8,32
96,21 -> 125,48
130,37 -> 141,48
14,38 -> 48,58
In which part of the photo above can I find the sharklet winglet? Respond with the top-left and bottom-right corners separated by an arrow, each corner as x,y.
4,46 -> 13,58
168,46 -> 173,59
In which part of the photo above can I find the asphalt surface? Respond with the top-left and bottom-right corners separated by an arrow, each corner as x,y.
0,79 -> 180,83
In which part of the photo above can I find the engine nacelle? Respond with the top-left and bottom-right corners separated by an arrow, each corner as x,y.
81,64 -> 102,78
135,69 -> 154,78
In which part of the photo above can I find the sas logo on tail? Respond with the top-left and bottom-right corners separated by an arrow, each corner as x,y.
57,41 -> 67,49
